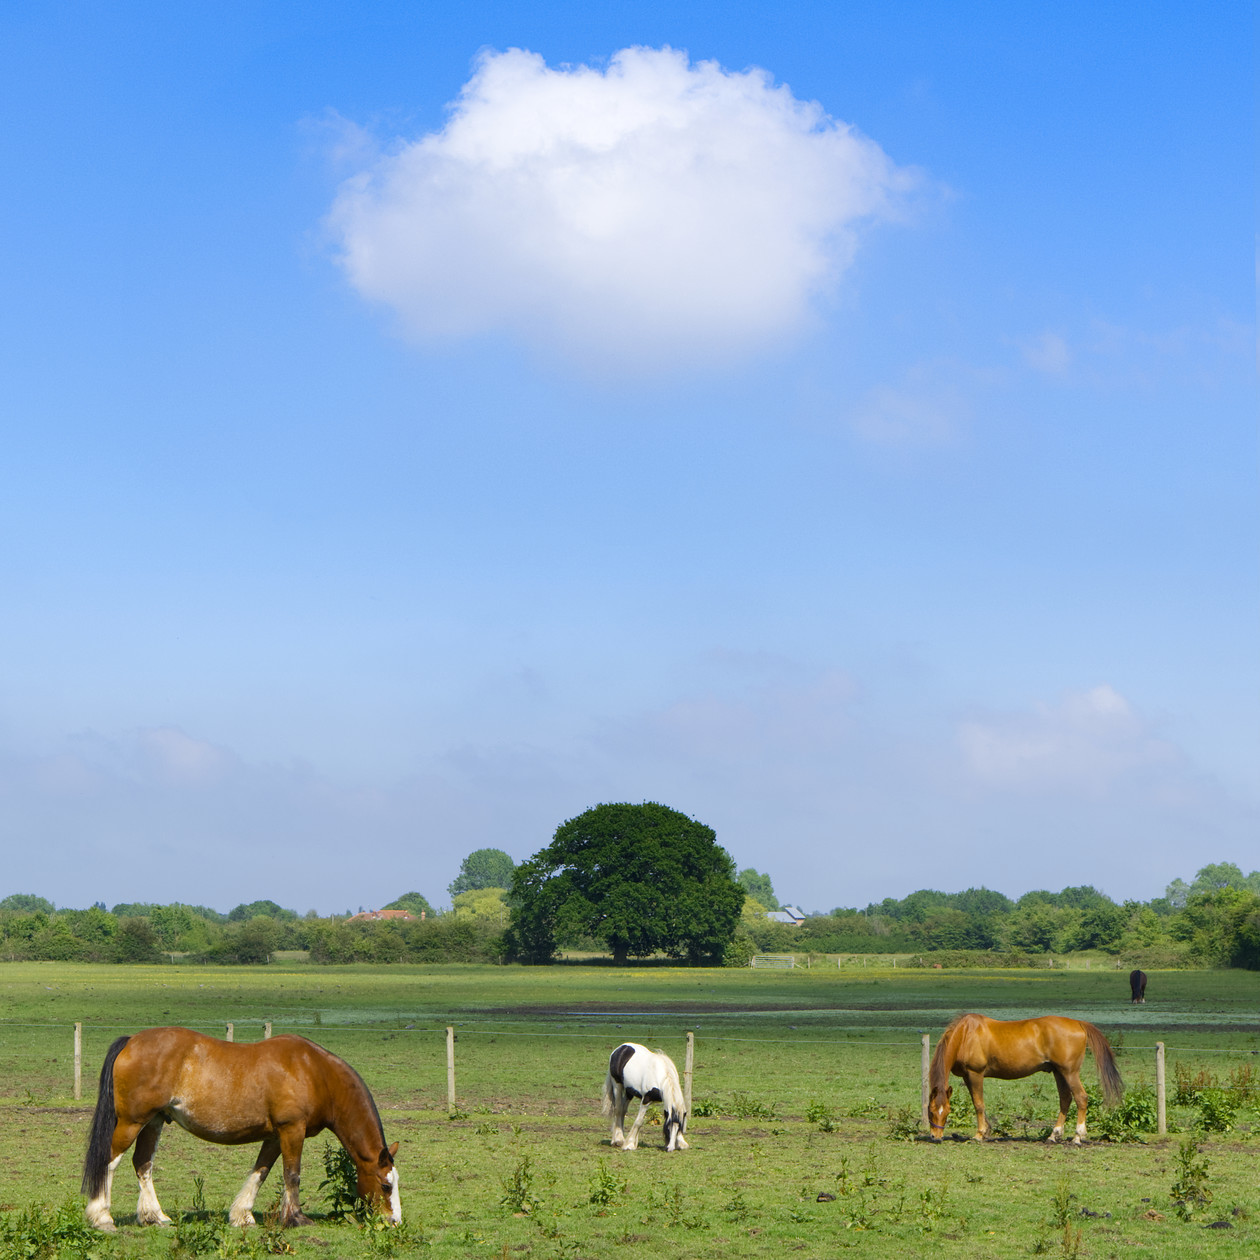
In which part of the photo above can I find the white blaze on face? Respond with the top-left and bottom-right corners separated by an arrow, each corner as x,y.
386,1167 -> 401,1223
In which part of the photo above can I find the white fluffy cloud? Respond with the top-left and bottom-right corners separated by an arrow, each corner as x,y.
330,46 -> 912,371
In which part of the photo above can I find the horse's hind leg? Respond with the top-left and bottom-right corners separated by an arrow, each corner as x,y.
1065,1069 -> 1089,1144
133,1118 -> 173,1225
85,1118 -> 147,1231
229,1137 -> 280,1227
1047,1068 -> 1079,1143
609,1086 -> 628,1147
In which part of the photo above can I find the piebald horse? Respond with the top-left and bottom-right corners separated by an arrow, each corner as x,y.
602,1043 -> 689,1152
82,1027 -> 400,1231
928,1013 -> 1123,1145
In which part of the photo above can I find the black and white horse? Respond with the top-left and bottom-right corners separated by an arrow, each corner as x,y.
601,1043 -> 689,1152
1129,969 -> 1147,1003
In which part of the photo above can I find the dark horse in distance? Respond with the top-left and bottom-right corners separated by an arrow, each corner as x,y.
927,1013 -> 1123,1144
1129,969 -> 1147,1003
83,1027 -> 400,1231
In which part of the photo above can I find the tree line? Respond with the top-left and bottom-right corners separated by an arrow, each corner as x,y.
3,812 -> 1257,967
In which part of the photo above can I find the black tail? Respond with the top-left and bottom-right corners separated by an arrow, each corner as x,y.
81,1035 -> 129,1196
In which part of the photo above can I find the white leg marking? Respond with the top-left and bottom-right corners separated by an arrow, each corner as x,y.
229,1168 -> 267,1227
1072,1121 -> 1087,1146
136,1165 -> 172,1226
86,1154 -> 124,1231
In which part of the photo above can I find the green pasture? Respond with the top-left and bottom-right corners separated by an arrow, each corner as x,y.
1,961 -> 1257,1258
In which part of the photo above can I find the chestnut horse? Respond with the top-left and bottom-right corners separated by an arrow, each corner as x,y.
82,1027 -> 400,1232
927,1013 -> 1123,1145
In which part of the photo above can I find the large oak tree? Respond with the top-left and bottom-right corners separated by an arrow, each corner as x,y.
505,802 -> 744,964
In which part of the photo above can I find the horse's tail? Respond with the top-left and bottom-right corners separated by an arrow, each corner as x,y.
1084,1022 -> 1124,1106
82,1035 -> 129,1196
600,1070 -> 615,1116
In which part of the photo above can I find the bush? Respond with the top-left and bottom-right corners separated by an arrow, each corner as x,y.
111,916 -> 162,963
1091,1087 -> 1158,1141
722,933 -> 756,967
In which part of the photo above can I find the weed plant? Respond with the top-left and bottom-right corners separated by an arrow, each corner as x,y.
1170,1134 -> 1213,1221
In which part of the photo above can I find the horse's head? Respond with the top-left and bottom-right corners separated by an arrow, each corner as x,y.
663,1107 -> 687,1152
356,1142 -> 401,1223
927,1086 -> 951,1141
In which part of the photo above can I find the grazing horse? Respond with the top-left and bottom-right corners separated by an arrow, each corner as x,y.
927,1013 -> 1123,1145
82,1027 -> 400,1232
1129,969 -> 1147,1003
601,1043 -> 689,1152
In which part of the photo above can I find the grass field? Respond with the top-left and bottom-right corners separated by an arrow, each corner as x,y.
1,961 -> 1257,1258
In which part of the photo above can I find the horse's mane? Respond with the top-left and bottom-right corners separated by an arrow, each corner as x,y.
928,1015 -> 972,1094
302,1036 -> 388,1151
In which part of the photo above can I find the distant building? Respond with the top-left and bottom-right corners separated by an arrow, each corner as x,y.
766,905 -> 805,925
346,908 -> 419,923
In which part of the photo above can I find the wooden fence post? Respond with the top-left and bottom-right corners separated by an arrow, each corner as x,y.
226,1023 -> 234,1042
446,1027 -> 456,1113
74,1023 -> 82,1101
684,1031 -> 694,1116
264,1022 -> 272,1039
921,1034 -> 930,1128
1156,1042 -> 1166,1135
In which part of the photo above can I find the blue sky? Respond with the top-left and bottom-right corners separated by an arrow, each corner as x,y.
1,2 -> 1254,914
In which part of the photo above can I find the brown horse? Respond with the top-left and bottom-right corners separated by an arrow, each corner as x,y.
927,1013 -> 1123,1145
82,1027 -> 400,1232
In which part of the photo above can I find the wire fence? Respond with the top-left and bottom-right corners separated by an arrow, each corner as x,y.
1,1016 -> 1253,1139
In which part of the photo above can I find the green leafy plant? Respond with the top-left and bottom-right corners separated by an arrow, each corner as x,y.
805,1100 -> 838,1132
886,1105 -> 920,1141
1170,1135 -> 1213,1221
723,1187 -> 750,1223
317,1142 -> 367,1223
1195,1089 -> 1237,1133
730,1092 -> 777,1120
689,1096 -> 719,1117
0,1198 -> 111,1260
1091,1086 -> 1158,1142
587,1159 -> 626,1208
501,1155 -> 541,1215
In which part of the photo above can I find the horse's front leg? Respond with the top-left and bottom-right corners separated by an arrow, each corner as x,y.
133,1119 -> 173,1225
623,1099 -> 650,1151
963,1072 -> 989,1141
229,1137 -> 281,1227
276,1127 -> 313,1227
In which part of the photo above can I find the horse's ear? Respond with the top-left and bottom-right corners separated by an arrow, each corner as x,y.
946,1086 -> 953,1099
388,1141 -> 399,1158
379,1142 -> 398,1166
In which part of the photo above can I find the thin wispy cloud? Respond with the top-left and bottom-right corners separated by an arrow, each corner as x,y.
330,46 -> 916,373
956,684 -> 1180,796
